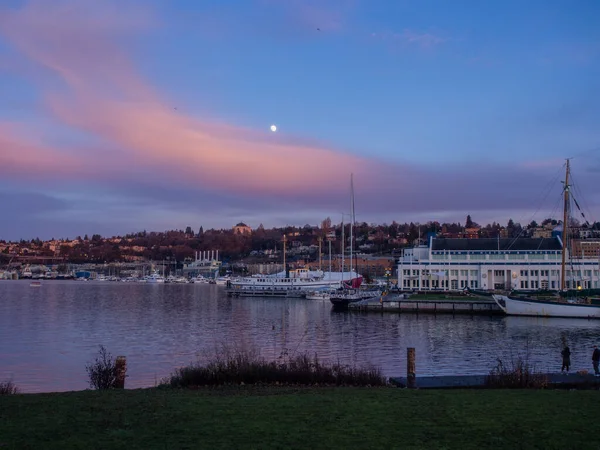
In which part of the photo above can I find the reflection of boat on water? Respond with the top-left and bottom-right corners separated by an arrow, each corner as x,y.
30,281 -> 41,287
493,159 -> 600,319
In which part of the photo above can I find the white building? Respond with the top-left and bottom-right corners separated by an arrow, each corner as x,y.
397,237 -> 600,292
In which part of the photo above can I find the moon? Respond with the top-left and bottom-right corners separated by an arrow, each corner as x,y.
270,124 -> 277,132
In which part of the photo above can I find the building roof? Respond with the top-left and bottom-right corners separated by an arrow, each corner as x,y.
431,237 -> 562,251
235,222 -> 249,228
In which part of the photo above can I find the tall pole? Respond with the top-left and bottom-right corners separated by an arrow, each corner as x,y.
283,234 -> 287,276
561,159 -> 570,291
328,240 -> 332,280
318,236 -> 322,271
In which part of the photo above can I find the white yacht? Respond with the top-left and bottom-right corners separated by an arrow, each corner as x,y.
229,269 -> 361,292
146,271 -> 165,284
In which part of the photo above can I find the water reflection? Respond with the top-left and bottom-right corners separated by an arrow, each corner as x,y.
1,280 -> 599,392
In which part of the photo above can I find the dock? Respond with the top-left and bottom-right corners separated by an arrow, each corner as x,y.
390,373 -> 600,389
348,296 -> 503,315
225,288 -> 306,298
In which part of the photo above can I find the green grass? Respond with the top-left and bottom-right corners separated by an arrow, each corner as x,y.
1,388 -> 600,449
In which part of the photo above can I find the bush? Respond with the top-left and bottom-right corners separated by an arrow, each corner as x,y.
162,347 -> 387,388
0,380 -> 19,395
485,356 -> 548,389
85,345 -> 119,390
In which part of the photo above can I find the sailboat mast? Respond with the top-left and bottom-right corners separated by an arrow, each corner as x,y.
341,217 -> 345,280
350,174 -> 354,276
560,159 -> 570,291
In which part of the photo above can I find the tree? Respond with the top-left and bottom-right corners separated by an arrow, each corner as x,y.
466,215 -> 474,228
185,226 -> 193,235
84,234 -> 89,241
528,220 -> 538,229
197,226 -> 204,236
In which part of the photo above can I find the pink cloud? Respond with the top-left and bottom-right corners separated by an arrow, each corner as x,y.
0,123 -> 78,176
0,0 -> 385,198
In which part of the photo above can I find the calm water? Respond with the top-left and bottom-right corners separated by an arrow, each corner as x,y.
1,280 -> 599,393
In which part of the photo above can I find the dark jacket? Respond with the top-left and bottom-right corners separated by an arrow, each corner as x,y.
593,349 -> 600,362
562,348 -> 571,361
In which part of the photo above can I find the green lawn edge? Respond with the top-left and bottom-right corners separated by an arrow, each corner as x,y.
1,387 -> 599,450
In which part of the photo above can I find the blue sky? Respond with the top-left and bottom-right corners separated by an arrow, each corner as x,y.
0,0 -> 599,240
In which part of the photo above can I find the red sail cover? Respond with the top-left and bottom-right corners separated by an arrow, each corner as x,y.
342,277 -> 363,289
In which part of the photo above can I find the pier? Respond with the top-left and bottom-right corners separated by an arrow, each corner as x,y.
390,373 -> 600,389
225,288 -> 306,298
347,295 -> 503,315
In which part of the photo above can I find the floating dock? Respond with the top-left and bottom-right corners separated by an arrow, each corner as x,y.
225,288 -> 306,298
347,296 -> 503,315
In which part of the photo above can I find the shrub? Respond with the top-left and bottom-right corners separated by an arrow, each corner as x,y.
0,380 -> 19,395
485,356 -> 548,389
85,345 -> 118,390
162,347 -> 387,388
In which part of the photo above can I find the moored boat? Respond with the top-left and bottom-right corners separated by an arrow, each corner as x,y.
492,159 -> 600,319
493,294 -> 600,318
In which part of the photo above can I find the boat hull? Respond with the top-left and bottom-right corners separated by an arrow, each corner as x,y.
493,295 -> 600,319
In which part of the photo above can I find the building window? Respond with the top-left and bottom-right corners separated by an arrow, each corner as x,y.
460,270 -> 468,276
470,280 -> 478,288
531,270 -> 539,276
450,270 -> 458,276
412,270 -> 419,276
460,280 -> 467,288
403,270 -> 410,276
551,281 -> 556,289
451,280 -> 458,290
470,270 -> 478,276
520,270 -> 528,277
494,270 -> 504,277
520,280 -> 529,289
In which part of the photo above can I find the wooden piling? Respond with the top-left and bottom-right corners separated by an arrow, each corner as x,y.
407,348 -> 416,388
115,356 -> 127,389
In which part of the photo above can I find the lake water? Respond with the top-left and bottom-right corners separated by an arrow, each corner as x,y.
1,280 -> 599,393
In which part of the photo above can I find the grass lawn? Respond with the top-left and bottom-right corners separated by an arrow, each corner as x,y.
1,387 -> 599,449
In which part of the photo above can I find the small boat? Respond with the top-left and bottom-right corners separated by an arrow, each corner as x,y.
30,281 -> 41,287
305,289 -> 335,300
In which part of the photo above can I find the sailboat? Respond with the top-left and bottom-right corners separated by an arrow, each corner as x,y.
330,174 -> 368,308
493,159 -> 600,318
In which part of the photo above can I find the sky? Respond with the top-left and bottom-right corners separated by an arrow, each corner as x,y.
0,0 -> 599,240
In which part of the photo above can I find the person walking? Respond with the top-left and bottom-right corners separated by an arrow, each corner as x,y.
593,345 -> 600,377
561,346 -> 571,374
